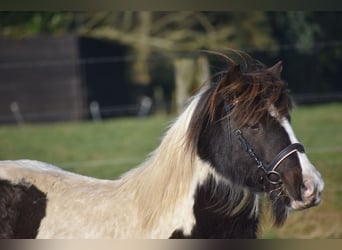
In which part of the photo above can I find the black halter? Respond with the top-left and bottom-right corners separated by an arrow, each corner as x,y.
225,105 -> 305,188
235,129 -> 305,186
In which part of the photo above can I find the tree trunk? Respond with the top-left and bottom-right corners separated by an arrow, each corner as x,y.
195,55 -> 210,90
132,11 -> 151,86
174,55 -> 210,112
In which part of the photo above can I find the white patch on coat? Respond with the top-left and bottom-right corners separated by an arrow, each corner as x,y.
280,119 -> 324,190
280,118 -> 324,208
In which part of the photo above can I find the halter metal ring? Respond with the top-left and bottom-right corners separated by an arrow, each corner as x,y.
266,170 -> 282,185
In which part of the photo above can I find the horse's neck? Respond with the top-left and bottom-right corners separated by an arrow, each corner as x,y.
117,109 -> 201,237
117,94 -> 261,238
119,147 -> 261,238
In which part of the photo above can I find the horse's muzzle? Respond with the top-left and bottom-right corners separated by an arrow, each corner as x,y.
290,178 -> 324,210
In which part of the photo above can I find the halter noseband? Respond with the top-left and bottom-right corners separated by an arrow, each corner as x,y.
225,105 -> 305,189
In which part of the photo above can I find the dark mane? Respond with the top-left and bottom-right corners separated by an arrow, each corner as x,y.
187,54 -> 293,153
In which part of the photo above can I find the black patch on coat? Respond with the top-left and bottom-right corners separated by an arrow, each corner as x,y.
0,179 -> 47,239
187,90 -> 265,192
170,176 -> 259,239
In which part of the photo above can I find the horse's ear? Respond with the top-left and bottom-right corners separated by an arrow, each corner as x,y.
268,61 -> 283,77
218,64 -> 242,89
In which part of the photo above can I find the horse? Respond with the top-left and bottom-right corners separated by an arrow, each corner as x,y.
0,53 -> 324,239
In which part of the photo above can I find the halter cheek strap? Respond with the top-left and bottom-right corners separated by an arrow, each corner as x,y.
225,104 -> 305,189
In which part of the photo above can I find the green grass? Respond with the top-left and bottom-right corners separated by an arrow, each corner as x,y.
0,115 -> 172,179
0,103 -> 341,238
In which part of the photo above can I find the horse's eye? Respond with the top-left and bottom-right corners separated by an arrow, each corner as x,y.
249,124 -> 259,130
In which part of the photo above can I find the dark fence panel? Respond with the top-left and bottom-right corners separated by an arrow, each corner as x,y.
0,35 -> 85,123
0,35 -> 138,124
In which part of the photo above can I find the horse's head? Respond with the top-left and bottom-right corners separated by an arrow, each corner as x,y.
188,58 -> 324,225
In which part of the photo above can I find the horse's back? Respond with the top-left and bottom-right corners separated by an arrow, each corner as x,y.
0,159 -> 63,171
0,159 -> 104,187
0,160 -> 133,238
0,160 -> 74,189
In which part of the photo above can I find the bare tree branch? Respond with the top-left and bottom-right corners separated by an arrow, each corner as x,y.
150,12 -> 193,34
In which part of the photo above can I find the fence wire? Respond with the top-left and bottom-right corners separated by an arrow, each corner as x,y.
0,40 -> 342,69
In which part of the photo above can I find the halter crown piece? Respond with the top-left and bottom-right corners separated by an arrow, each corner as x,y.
225,105 -> 305,190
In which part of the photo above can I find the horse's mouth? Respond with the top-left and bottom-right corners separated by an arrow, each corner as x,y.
288,180 -> 323,211
290,197 -> 321,211
268,185 -> 320,212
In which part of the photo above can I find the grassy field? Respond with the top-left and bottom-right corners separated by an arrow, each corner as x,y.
0,103 -> 341,238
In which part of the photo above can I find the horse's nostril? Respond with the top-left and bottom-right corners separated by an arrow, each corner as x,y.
300,180 -> 323,207
302,180 -> 316,198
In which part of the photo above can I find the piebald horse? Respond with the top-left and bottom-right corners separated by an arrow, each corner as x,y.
0,55 -> 324,238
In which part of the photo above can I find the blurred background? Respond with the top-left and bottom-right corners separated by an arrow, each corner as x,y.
0,11 -> 341,238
